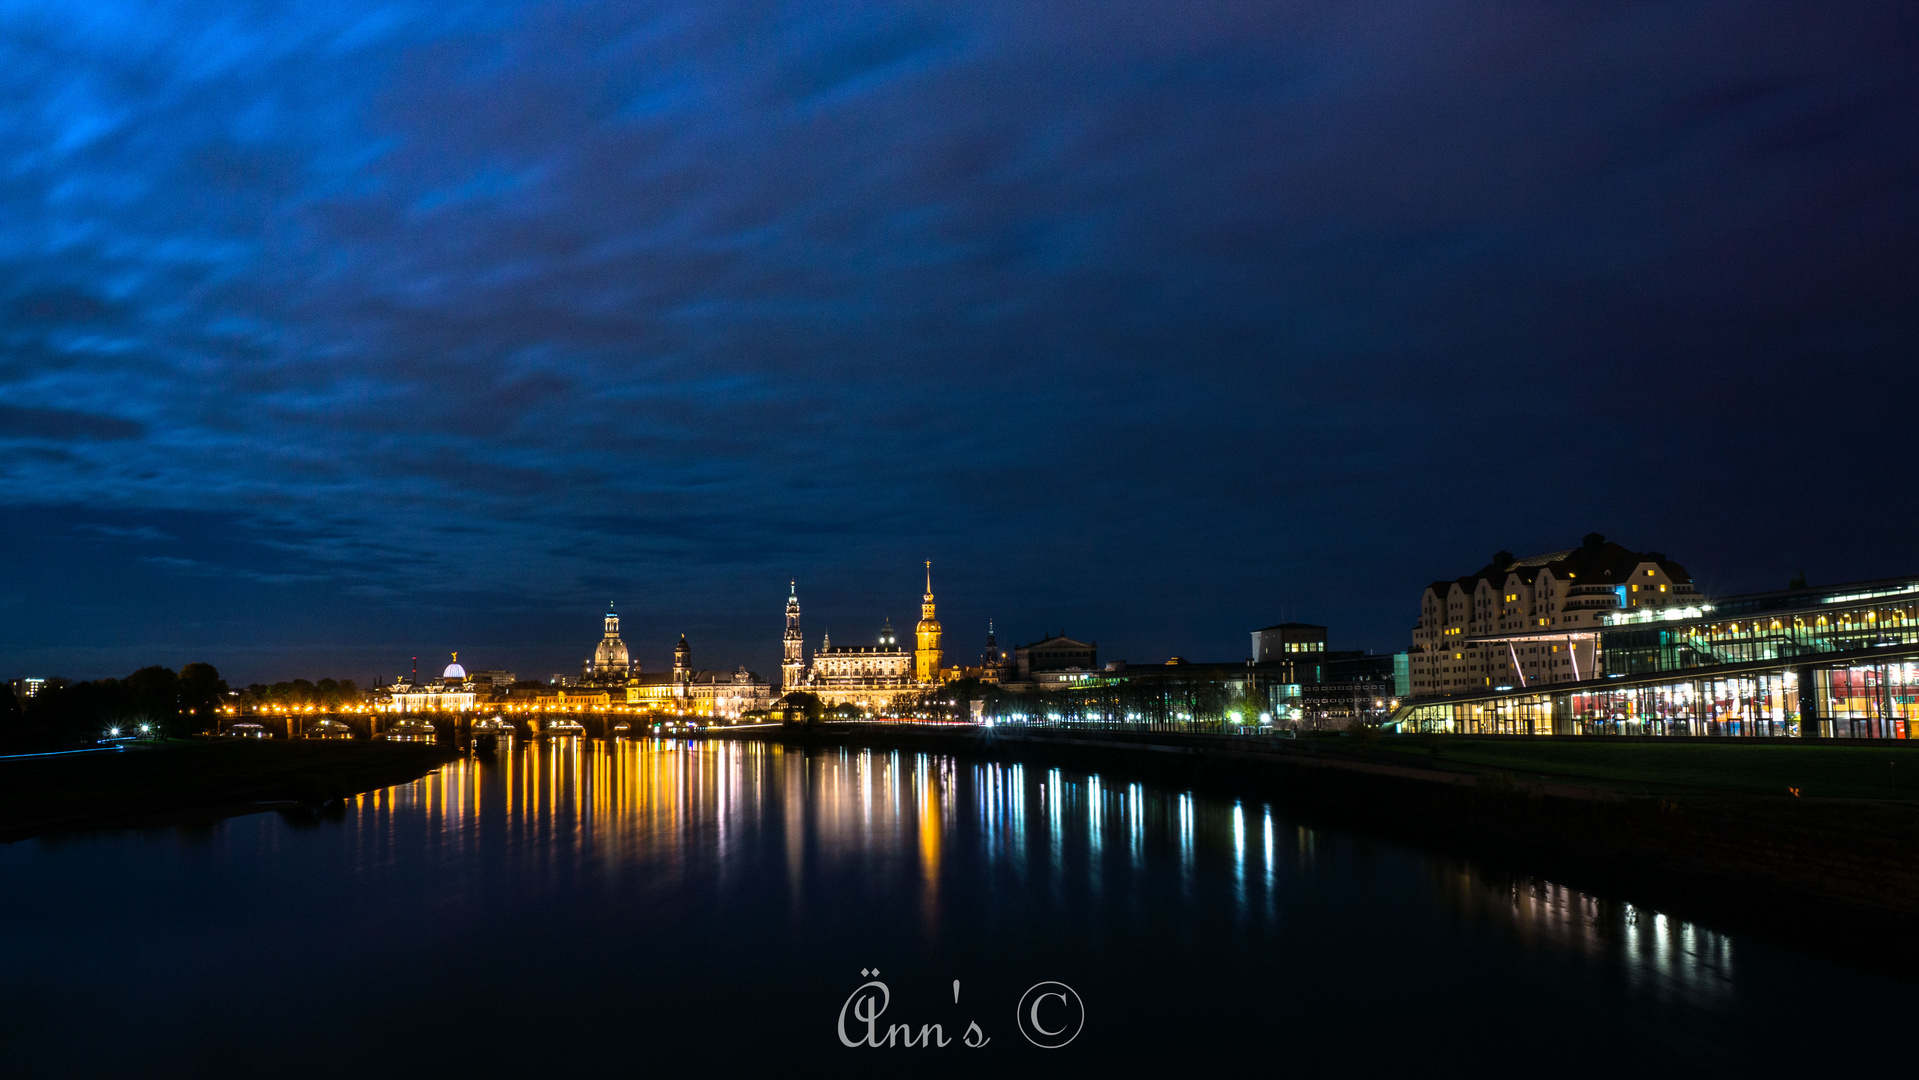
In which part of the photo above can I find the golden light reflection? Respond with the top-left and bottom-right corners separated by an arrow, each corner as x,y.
918,755 -> 941,922
341,739 -> 971,915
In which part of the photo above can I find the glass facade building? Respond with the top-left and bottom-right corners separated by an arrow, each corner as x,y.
1389,576 -> 1919,738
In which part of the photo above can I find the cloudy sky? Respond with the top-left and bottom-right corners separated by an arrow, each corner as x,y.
2,1 -> 1914,684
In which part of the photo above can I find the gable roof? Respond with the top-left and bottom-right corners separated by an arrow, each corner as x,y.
1421,534 -> 1694,605
1019,635 -> 1095,650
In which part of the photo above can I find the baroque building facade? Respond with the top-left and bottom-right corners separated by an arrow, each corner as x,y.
781,564 -> 951,712
624,632 -> 771,718
582,604 -> 632,685
568,605 -> 770,718
377,654 -> 479,713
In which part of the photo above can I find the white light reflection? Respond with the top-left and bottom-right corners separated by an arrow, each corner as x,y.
1436,868 -> 1736,1004
1087,774 -> 1103,896
1178,792 -> 1194,890
1048,768 -> 1064,883
1129,783 -> 1143,869
1262,805 -> 1276,922
1232,801 -> 1245,915
1009,764 -> 1026,867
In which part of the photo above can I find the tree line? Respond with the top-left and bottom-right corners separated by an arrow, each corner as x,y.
233,678 -> 365,710
1,663 -> 228,750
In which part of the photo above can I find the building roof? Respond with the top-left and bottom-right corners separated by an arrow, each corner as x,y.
1421,534 -> 1693,600
1702,574 -> 1919,618
1254,622 -> 1327,633
1017,635 -> 1096,650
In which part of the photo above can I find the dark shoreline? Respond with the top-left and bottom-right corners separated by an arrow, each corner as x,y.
0,740 -> 460,843
725,723 -> 1919,963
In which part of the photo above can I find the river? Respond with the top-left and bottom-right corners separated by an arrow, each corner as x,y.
2,738 -> 1911,1076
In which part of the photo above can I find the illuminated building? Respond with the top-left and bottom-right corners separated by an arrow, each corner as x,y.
949,621 -> 1008,684
378,654 -> 479,713
1407,534 -> 1702,699
1012,634 -> 1098,684
783,582 -> 804,692
1251,623 -> 1326,662
914,562 -> 943,682
582,603 -> 632,685
785,564 -> 949,712
1392,572 -> 1919,737
554,687 -> 611,710
625,633 -> 771,718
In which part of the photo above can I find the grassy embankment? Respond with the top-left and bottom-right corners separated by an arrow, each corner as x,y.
1369,736 -> 1919,800
0,739 -> 457,842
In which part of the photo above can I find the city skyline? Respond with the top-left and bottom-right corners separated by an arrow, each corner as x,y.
6,6 -> 1917,1076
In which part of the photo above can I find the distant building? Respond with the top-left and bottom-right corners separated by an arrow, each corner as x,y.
782,582 -> 804,692
802,620 -> 917,711
972,622 -> 1008,684
781,565 -> 951,712
373,653 -> 481,713
1394,571 -> 1919,738
626,634 -> 771,718
380,680 -> 478,714
1407,533 -> 1703,698
1296,682 -> 1395,725
583,604 -> 633,685
10,677 -> 46,700
1014,634 -> 1098,681
467,669 -> 516,688
1251,623 -> 1327,663
1323,652 -> 1395,684
554,686 -> 613,711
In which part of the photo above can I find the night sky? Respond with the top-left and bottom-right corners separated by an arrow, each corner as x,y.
2,2 -> 1915,685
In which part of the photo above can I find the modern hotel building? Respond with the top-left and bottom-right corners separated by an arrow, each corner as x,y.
1407,533 -> 1704,698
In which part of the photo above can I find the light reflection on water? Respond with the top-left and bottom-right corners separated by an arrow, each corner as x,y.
1431,866 -> 1736,1004
352,735 -> 1738,984
7,736 -> 1911,1075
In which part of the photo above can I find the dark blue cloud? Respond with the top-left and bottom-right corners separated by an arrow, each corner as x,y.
1,1 -> 1916,681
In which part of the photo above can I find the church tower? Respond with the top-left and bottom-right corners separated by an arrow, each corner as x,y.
914,561 -> 943,683
782,582 -> 804,692
586,602 -> 632,683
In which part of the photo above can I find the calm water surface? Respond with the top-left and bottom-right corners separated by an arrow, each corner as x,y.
2,738 -> 1912,1077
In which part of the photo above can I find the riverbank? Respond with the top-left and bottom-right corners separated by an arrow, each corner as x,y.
733,723 -> 1919,935
0,739 -> 460,843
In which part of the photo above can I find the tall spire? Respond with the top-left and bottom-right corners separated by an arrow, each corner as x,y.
915,560 -> 942,683
783,581 -> 805,692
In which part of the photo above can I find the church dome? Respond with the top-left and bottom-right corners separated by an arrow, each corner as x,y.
593,637 -> 630,669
